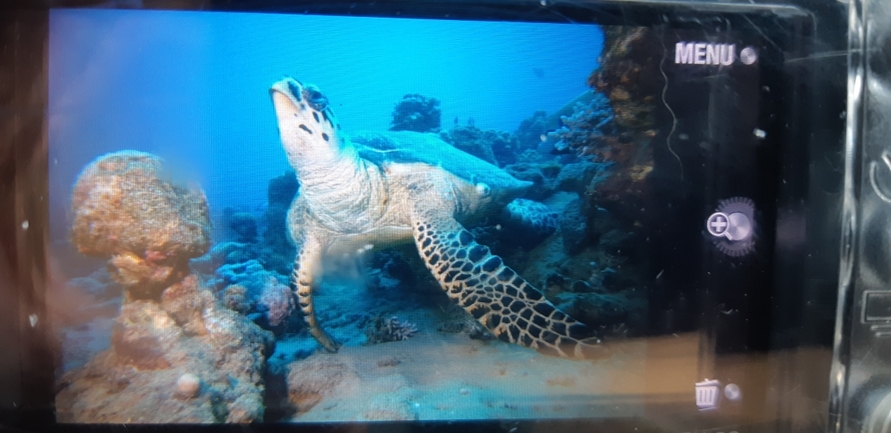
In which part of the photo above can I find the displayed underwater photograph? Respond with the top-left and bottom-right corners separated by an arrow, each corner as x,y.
46,8 -> 759,423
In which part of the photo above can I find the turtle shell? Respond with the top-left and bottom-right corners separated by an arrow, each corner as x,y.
350,130 -> 531,194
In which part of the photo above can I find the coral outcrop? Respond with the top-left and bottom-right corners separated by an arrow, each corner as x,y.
59,151 -> 274,423
70,150 -> 211,299
389,94 -> 441,133
588,27 -> 663,132
584,26 -> 660,222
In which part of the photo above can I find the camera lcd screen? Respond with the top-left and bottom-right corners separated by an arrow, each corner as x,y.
47,7 -> 803,424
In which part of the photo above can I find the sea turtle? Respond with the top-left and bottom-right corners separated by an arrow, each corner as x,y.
269,77 -> 602,359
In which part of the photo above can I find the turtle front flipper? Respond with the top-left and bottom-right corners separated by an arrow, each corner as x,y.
409,204 -> 603,359
293,232 -> 341,352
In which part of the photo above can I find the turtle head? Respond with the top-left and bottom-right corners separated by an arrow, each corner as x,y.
270,77 -> 342,169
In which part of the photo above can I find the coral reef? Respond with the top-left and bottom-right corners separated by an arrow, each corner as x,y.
224,210 -> 258,243
213,260 -> 285,293
210,260 -> 299,332
259,277 -> 296,327
503,163 -> 560,201
440,125 -> 518,167
547,91 -> 617,154
389,93 -> 441,133
70,150 -> 211,299
555,161 -> 610,195
514,110 -> 552,152
260,171 -> 299,275
365,315 -> 418,344
190,242 -> 257,275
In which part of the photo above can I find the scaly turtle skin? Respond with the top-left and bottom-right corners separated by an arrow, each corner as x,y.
270,78 -> 602,359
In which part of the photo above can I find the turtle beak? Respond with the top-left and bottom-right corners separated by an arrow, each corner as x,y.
269,78 -> 304,114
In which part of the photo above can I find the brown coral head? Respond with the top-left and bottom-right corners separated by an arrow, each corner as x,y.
70,150 -> 212,280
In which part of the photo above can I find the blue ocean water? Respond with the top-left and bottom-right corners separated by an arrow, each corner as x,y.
48,9 -> 603,240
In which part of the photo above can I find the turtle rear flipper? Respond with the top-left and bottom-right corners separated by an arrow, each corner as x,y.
409,200 -> 603,359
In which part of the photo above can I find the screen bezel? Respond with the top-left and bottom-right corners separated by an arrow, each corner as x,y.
0,1 -> 843,432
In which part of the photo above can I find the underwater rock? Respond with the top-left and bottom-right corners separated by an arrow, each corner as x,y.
501,198 -> 559,247
367,249 -> 417,291
110,300 -> 181,370
555,161 -> 607,195
57,286 -> 274,423
559,196 -> 589,255
223,285 -> 252,314
598,229 -> 636,256
175,373 -> 201,399
376,356 -> 401,367
160,275 -> 214,337
589,157 -> 654,223
226,393 -> 265,423
389,93 -> 441,133
584,27 -> 659,224
588,26 -> 662,132
287,357 -> 360,413
226,211 -> 259,243
70,150 -> 211,298
108,251 -> 176,299
555,291 -> 641,335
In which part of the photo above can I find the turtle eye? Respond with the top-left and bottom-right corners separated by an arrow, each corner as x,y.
303,84 -> 329,111
475,183 -> 491,197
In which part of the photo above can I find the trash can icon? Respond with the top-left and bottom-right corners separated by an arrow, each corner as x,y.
695,379 -> 722,410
